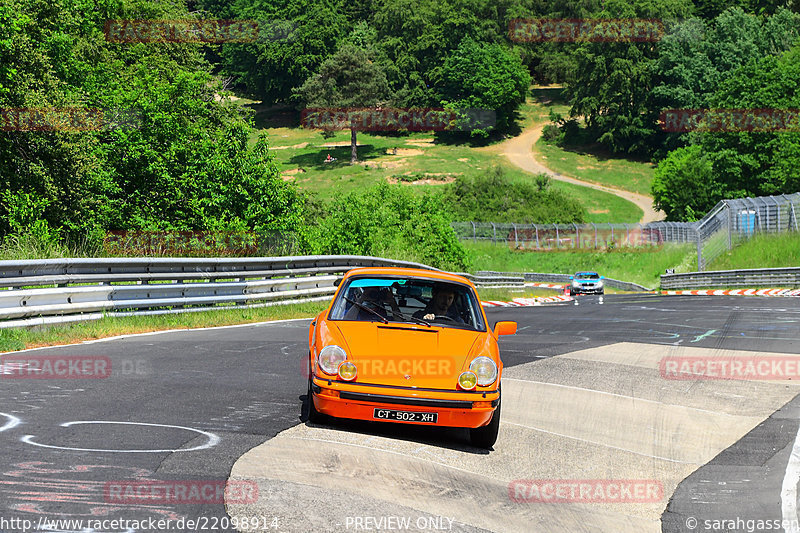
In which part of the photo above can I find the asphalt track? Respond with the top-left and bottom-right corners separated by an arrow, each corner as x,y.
0,294 -> 799,533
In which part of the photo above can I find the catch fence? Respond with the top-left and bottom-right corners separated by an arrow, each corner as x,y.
453,193 -> 800,270
450,222 -> 668,250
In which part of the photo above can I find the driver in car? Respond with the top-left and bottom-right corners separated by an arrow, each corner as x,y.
413,285 -> 464,323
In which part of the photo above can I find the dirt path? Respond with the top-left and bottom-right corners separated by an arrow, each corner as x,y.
500,123 -> 662,224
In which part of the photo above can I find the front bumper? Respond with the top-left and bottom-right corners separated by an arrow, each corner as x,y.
311,376 -> 499,428
571,285 -> 603,294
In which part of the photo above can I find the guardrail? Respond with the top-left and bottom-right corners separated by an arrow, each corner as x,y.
661,267 -> 800,290
0,256 -> 443,329
475,271 -> 653,292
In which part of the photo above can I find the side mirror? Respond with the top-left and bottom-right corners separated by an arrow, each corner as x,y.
569,276 -> 574,280
494,321 -> 517,336
333,278 -> 343,287
600,276 -> 604,279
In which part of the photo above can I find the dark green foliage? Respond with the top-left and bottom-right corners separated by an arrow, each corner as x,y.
652,42 -> 800,219
214,0 -> 349,105
443,166 -> 586,224
294,43 -> 390,162
651,145 -> 719,221
0,0 -> 306,249
436,38 -> 530,135
308,183 -> 469,270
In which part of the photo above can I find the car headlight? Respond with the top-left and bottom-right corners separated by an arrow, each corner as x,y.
338,361 -> 357,381
469,356 -> 498,386
458,371 -> 477,390
572,280 -> 580,286
596,280 -> 604,287
318,345 -> 347,375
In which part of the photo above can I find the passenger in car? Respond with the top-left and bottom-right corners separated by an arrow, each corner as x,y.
344,286 -> 403,321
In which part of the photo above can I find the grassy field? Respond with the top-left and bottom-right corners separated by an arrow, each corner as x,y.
0,301 -> 327,353
534,139 -> 656,197
464,241 -> 695,288
708,232 -> 800,271
527,88 -> 656,197
247,90 -> 645,223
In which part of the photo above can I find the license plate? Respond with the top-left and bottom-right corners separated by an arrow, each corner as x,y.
373,408 -> 437,423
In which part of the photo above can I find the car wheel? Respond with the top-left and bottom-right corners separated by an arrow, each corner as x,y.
470,396 -> 501,449
599,289 -> 604,295
306,372 -> 324,423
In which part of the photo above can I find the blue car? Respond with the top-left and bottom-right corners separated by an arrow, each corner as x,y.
569,272 -> 604,295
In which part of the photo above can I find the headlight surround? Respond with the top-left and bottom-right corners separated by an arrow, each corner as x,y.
469,356 -> 498,386
338,361 -> 358,381
318,345 -> 347,375
458,371 -> 478,390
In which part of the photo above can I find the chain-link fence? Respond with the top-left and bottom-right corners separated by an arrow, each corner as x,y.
692,194 -> 800,271
452,193 -> 800,271
450,222 -> 666,250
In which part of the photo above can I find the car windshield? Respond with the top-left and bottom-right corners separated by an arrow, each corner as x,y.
576,272 -> 600,279
329,276 -> 486,331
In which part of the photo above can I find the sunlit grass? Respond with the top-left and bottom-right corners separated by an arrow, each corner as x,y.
0,301 -> 328,353
464,241 -> 695,288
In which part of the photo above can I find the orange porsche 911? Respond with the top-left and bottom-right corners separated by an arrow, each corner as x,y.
306,267 -> 516,449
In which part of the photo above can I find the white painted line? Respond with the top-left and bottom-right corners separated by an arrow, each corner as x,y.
0,317 -> 314,356
22,420 -> 220,453
501,378 -> 741,417
781,419 -> 800,532
0,412 -> 21,433
503,421 -> 697,464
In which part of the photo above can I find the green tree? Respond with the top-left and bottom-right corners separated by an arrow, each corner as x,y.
294,43 -> 390,163
564,0 -> 694,154
651,145 -> 719,220
650,8 -> 800,158
700,43 -> 800,197
436,38 -> 530,135
0,0 -> 306,245
215,0 -> 348,105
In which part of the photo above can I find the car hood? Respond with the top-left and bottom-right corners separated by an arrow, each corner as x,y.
330,321 -> 485,389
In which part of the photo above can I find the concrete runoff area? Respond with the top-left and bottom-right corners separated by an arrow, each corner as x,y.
228,342 -> 800,532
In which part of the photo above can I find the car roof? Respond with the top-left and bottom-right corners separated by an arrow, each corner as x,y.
342,267 -> 474,287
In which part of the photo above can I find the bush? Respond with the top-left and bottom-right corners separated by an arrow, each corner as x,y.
308,183 -> 468,271
443,166 -> 586,224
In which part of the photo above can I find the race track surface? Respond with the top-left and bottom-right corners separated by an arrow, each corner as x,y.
1,294 -> 799,533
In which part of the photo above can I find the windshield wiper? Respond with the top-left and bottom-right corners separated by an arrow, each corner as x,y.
404,315 -> 431,327
343,297 -> 388,324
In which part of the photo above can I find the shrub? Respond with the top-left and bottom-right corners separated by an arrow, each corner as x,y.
443,166 -> 586,224
308,183 -> 468,271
